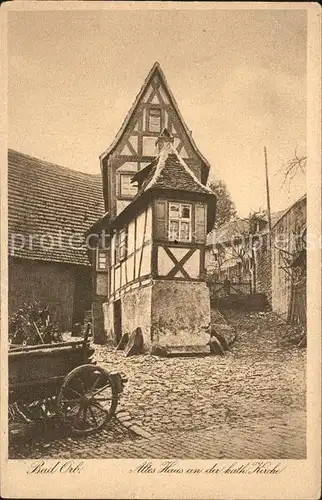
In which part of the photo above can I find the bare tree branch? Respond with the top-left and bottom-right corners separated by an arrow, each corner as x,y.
282,150 -> 307,186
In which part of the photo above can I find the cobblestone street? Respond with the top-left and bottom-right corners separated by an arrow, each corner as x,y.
9,311 -> 306,459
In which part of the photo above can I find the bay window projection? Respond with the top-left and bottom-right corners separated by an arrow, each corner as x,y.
119,173 -> 138,198
168,203 -> 192,242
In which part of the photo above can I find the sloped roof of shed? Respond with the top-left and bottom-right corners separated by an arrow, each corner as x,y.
206,209 -> 287,247
8,149 -> 105,266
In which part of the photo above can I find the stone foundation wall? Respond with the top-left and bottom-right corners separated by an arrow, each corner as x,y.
92,297 -> 107,344
121,285 -> 152,350
102,285 -> 152,350
151,280 -> 210,347
102,301 -> 115,346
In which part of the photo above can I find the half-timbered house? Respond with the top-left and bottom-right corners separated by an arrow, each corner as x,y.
90,63 -> 216,349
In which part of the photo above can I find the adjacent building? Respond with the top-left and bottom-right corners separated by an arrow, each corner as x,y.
271,194 -> 306,324
205,211 -> 285,296
205,194 -> 307,325
8,149 -> 104,330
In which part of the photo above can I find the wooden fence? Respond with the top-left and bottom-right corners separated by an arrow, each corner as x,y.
208,280 -> 252,299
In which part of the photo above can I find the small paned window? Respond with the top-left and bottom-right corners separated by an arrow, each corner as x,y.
96,249 -> 108,271
120,173 -> 138,198
148,108 -> 162,133
116,229 -> 127,263
168,202 -> 192,242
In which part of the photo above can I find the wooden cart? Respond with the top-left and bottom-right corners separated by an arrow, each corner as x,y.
9,328 -> 127,436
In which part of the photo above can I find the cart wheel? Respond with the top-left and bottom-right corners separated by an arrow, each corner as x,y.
56,364 -> 118,435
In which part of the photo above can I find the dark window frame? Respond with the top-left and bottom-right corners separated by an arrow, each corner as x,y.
96,249 -> 109,272
147,106 -> 162,133
168,201 -> 193,243
115,227 -> 127,264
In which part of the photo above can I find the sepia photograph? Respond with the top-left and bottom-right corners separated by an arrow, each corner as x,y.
1,2 -> 321,499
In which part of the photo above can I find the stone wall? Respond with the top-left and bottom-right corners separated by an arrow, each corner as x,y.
121,285 -> 152,350
254,234 -> 272,303
271,196 -> 306,319
102,284 -> 153,350
102,301 -> 114,345
92,297 -> 107,344
9,257 -> 91,330
151,280 -> 210,347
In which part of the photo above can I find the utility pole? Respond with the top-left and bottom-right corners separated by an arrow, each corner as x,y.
264,146 -> 272,248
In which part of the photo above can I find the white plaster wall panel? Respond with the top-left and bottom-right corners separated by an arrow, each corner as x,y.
116,199 -> 131,215
164,110 -> 169,129
110,266 -> 115,294
145,205 -> 152,240
120,144 -> 132,156
151,94 -> 160,105
157,246 -> 173,276
140,243 -> 152,276
118,162 -> 138,172
142,85 -> 153,103
127,220 -> 135,254
128,136 -> 138,153
136,208 -> 152,246
159,87 -> 170,105
170,247 -> 189,261
126,254 -> 135,281
136,211 -> 145,248
111,235 -> 116,266
134,251 -> 140,279
183,249 -> 200,278
115,266 -> 120,291
121,262 -> 126,287
142,136 -> 157,156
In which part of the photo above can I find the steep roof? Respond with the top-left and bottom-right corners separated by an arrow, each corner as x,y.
99,62 -> 211,172
271,195 -> 306,229
8,149 -> 105,266
108,142 -> 216,232
206,218 -> 250,246
132,142 -> 214,198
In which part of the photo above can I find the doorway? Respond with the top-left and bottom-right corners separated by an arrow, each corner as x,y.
113,300 -> 122,344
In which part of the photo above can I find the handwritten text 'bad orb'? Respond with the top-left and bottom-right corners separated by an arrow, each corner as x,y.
27,460 -> 84,475
131,461 -> 287,475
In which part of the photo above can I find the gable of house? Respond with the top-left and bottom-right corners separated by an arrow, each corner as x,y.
100,62 -> 211,218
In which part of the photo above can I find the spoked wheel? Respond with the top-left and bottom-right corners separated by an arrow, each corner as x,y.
56,364 -> 119,435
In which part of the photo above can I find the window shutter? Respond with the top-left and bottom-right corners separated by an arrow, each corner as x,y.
154,200 -> 167,240
195,203 -> 206,243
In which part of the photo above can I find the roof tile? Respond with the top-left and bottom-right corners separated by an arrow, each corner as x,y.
8,149 -> 105,266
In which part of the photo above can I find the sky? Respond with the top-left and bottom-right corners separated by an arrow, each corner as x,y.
8,7 -> 307,218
